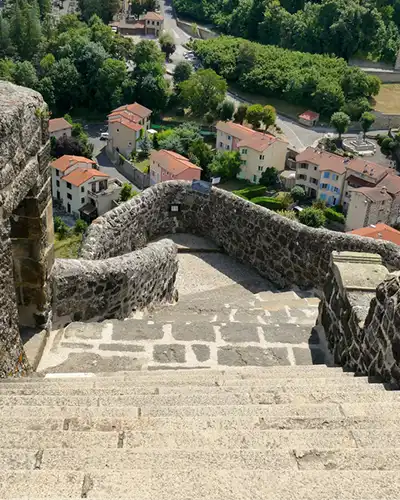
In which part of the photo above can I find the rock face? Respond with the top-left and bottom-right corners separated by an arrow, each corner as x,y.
0,82 -> 53,377
80,181 -> 400,288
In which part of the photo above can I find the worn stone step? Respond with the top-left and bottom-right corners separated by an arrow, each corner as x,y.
0,470 -> 399,499
0,389 -> 396,408
0,402 -> 347,420
255,290 -> 302,302
0,377 -> 385,396
2,414 -> 400,433
2,447 -> 400,472
1,428 -> 397,450
0,448 -> 297,471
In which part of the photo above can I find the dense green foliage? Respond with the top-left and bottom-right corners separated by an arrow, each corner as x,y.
233,185 -> 266,199
180,68 -> 228,115
291,185 -> 306,201
259,167 -> 279,187
0,9 -> 169,115
174,0 -> 400,63
298,207 -> 326,227
251,196 -> 284,210
324,207 -> 345,224
192,37 -> 380,116
208,151 -> 242,180
330,111 -> 351,139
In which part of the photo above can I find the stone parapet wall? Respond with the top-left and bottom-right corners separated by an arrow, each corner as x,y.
318,252 -> 400,385
81,181 -> 400,289
0,82 -> 53,377
52,239 -> 178,327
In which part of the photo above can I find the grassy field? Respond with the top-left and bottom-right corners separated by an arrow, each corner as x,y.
134,158 -> 150,173
372,84 -> 400,114
54,233 -> 82,259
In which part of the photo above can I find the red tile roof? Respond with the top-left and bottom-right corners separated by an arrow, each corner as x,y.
299,110 -> 320,121
349,223 -> 400,245
216,121 -> 258,141
152,150 -> 201,175
143,11 -> 163,21
109,117 -> 143,132
49,117 -> 72,133
111,102 -> 152,119
296,148 -> 347,175
239,133 -> 279,152
346,157 -> 390,182
51,155 -> 96,173
352,186 -> 392,203
62,167 -> 109,187
378,173 -> 400,195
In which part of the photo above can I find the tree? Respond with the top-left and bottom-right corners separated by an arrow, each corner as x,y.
298,207 -> 326,228
74,219 -> 88,234
262,104 -> 276,129
134,73 -> 169,112
54,217 -> 70,239
277,209 -> 297,220
52,135 -> 87,158
39,53 -> 55,74
37,77 -> 55,109
49,58 -> 80,114
159,31 -> 176,61
120,182 -> 135,201
291,185 -> 306,202
246,104 -> 264,129
138,136 -> 152,159
158,123 -> 202,156
173,60 -> 193,86
277,192 -> 293,209
330,111 -> 350,140
153,133 -> 159,149
259,167 -> 279,187
0,14 -> 13,58
132,39 -> 164,66
208,151 -> 241,181
80,0 -> 120,23
360,111 -> 375,138
218,100 -> 235,121
95,58 -> 127,110
180,69 -> 227,115
234,103 -> 248,124
312,81 -> 345,116
13,61 -> 38,89
188,139 -> 215,175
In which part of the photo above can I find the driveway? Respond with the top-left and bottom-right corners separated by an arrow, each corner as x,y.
85,123 -> 142,191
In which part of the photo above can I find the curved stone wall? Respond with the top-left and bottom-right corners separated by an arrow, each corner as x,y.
81,181 -> 400,289
52,239 -> 178,327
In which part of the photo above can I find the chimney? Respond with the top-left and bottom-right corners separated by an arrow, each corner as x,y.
380,186 -> 387,194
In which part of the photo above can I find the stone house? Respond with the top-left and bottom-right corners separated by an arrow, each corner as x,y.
110,12 -> 164,36
345,186 -> 393,231
298,110 -> 320,127
51,155 -> 111,218
216,121 -> 288,184
107,102 -> 152,158
48,117 -> 72,140
150,150 -> 201,184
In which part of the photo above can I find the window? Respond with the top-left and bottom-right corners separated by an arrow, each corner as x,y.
92,183 -> 96,192
323,172 -> 330,179
99,180 -> 107,191
227,135 -> 231,140
56,191 -> 60,200
241,148 -> 247,154
67,193 -> 72,200
81,187 -> 84,193
81,197 -> 85,204
219,142 -> 223,147
225,145 -> 230,150
320,193 -> 327,201
332,174 -> 339,181
345,191 -> 349,197
310,177 -> 318,185
116,128 -> 119,132
253,175 -> 257,183
67,182 -> 71,189
300,163 -> 308,169
334,187 -> 340,193
156,21 -> 159,25
56,180 -> 60,187
56,169 -> 59,177
298,174 -> 307,181
67,203 -> 71,213
128,141 -> 132,147
320,183 -> 328,189
258,166 -> 263,172
314,166 -> 317,171
242,160 -> 247,166
152,20 -> 155,25
259,155 -> 265,160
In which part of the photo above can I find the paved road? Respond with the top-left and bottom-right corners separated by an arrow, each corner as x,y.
85,123 -> 141,190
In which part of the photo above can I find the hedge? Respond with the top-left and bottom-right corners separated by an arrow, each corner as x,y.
251,196 -> 283,210
233,186 -> 266,200
324,208 -> 345,224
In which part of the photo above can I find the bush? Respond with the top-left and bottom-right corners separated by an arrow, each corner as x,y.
233,185 -> 266,199
175,108 -> 185,117
74,219 -> 88,234
251,196 -> 283,210
277,210 -> 297,220
298,207 -> 326,228
324,208 -> 345,224
290,185 -> 306,202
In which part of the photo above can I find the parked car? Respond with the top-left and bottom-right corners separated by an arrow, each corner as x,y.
100,132 -> 109,140
111,26 -> 118,33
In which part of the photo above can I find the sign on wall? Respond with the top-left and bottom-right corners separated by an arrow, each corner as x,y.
191,180 -> 211,196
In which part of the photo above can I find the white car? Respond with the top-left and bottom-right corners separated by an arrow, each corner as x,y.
100,132 -> 109,140
111,26 -> 118,33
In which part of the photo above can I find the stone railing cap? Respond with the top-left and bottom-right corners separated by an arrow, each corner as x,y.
332,251 -> 383,265
332,251 -> 388,292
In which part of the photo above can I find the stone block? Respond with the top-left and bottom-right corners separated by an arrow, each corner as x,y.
153,344 -> 186,363
217,346 -> 289,366
192,344 -> 210,362
172,322 -> 215,341
220,324 -> 260,343
293,347 -> 326,365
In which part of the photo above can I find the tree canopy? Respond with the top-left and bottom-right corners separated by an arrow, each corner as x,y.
192,36 -> 380,117
180,68 -> 228,115
175,0 -> 400,63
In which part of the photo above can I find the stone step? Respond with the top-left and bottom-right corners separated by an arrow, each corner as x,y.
0,428 -> 397,449
2,447 -> 400,471
255,290 -> 302,302
0,377 -> 385,396
2,414 -> 400,433
0,389 -> 397,407
0,470 -> 399,499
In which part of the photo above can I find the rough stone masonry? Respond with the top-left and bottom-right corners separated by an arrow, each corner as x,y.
0,82 -> 53,377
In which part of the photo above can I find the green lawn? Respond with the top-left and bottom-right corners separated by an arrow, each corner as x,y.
54,233 -> 82,259
218,179 -> 254,192
134,158 -> 150,173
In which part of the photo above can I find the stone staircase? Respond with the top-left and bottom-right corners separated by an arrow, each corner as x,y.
38,284 -> 326,374
0,366 -> 400,498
